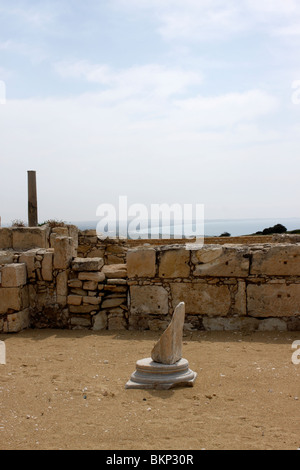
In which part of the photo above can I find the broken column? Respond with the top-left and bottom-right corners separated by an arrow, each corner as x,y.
125,302 -> 197,390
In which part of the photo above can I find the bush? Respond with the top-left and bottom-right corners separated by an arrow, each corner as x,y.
39,219 -> 66,228
220,232 -> 231,237
255,224 -> 287,235
11,219 -> 26,227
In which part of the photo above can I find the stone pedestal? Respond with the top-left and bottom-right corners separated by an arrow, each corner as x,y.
125,357 -> 197,390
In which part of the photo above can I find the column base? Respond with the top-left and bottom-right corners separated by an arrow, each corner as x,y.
125,357 -> 197,390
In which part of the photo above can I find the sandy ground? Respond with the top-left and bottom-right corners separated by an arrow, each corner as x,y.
0,328 -> 299,450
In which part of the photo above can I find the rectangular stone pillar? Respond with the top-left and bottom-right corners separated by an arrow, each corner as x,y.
28,170 -> 38,227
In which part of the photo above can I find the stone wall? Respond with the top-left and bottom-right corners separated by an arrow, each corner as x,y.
1,227 -> 300,333
126,244 -> 300,332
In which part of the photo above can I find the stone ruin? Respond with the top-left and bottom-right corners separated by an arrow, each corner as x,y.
125,302 -> 197,390
0,225 -> 300,334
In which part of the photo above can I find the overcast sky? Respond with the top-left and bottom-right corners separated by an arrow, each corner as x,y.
0,0 -> 300,225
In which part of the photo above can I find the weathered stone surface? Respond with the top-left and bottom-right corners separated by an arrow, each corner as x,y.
88,248 -> 105,259
1,263 -> 27,287
19,249 -> 39,278
42,251 -> 53,281
0,228 -> 12,250
82,281 -> 98,291
70,316 -> 91,328
159,248 -> 190,278
203,316 -> 260,332
102,264 -> 127,279
5,309 -> 30,333
247,283 -> 300,317
52,227 -> 69,236
68,279 -> 82,288
78,272 -> 105,282
192,245 -> 250,277
56,271 -> 68,297
258,318 -> 287,332
107,279 -> 127,285
130,286 -> 169,315
0,251 -> 14,264
92,312 -> 107,330
72,257 -> 104,272
101,297 -> 126,309
250,245 -> 300,276
171,282 -> 231,316
69,304 -> 99,314
0,287 -> 22,313
232,281 -> 247,316
67,295 -> 82,306
54,237 -> 73,269
108,316 -> 127,330
127,249 -> 156,278
83,296 -> 101,305
151,302 -> 185,365
12,226 -> 50,250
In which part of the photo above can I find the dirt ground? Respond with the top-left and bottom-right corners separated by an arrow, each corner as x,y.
0,328 -> 299,450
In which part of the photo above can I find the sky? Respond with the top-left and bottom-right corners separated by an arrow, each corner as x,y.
0,0 -> 300,225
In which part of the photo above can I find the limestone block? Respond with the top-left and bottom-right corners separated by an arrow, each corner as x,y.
0,251 -> 14,265
88,248 -> 105,259
101,297 -> 126,309
69,305 -> 99,314
250,245 -> 300,276
5,309 -> 30,333
107,279 -> 127,285
51,227 -> 69,236
54,237 -> 73,269
56,271 -> 68,297
232,281 -> 247,316
70,316 -> 92,328
82,281 -> 98,291
42,251 -> 53,281
67,225 -> 79,257
171,282 -> 231,316
19,250 -> 39,278
83,296 -> 101,305
0,287 -> 22,313
127,249 -> 156,278
247,283 -> 300,317
67,295 -> 82,306
108,316 -> 127,330
102,264 -> 127,279
78,272 -> 105,282
12,226 -> 50,250
68,279 -> 82,288
93,312 -> 107,331
0,228 -> 12,250
130,286 -> 169,315
159,248 -> 190,278
258,318 -> 287,332
192,245 -> 250,277
202,316 -> 260,332
72,257 -> 104,272
1,263 -> 27,287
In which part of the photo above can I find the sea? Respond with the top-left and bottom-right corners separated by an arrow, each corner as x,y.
70,217 -> 300,238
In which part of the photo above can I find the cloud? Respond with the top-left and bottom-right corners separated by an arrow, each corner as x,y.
114,0 -> 300,41
54,61 -> 203,99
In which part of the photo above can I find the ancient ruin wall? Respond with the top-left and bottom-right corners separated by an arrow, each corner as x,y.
0,226 -> 300,333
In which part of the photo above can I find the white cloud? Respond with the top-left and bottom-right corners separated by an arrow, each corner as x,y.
114,0 -> 300,41
55,61 -> 203,99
